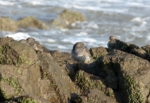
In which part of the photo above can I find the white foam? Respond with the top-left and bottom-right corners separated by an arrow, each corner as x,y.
58,45 -> 66,49
0,1 -> 14,6
127,2 -> 150,8
62,36 -> 97,44
76,32 -> 87,36
28,1 -> 41,5
147,35 -> 150,40
5,32 -> 30,40
131,17 -> 147,25
60,28 -> 68,32
47,39 -> 56,42
83,22 -> 99,29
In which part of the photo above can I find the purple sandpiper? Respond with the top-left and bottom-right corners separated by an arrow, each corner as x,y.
107,36 -> 117,49
71,42 -> 92,63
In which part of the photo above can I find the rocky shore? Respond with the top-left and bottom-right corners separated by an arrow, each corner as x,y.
0,36 -> 149,103
0,9 -> 150,103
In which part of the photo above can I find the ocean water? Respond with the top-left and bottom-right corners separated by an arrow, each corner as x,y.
0,0 -> 150,52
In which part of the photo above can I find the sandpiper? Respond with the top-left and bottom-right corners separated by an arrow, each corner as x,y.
107,36 -> 117,49
71,42 -> 92,63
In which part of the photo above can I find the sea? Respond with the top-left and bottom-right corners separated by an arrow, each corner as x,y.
0,0 -> 150,52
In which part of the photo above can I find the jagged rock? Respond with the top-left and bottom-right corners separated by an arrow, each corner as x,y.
1,36 -> 150,103
0,17 -> 18,32
107,36 -> 148,60
19,37 -> 43,52
96,49 -> 150,103
81,89 -> 117,103
0,37 -> 76,103
130,48 -> 147,59
50,50 -> 78,82
17,16 -> 47,29
90,46 -> 108,59
142,45 -> 150,54
37,52 -> 76,103
51,9 -> 85,28
75,70 -> 117,103
4,96 -> 37,103
19,37 -> 50,53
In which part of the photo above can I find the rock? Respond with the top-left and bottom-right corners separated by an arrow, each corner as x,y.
90,46 -> 108,59
0,16 -> 47,32
0,37 -> 76,103
130,47 -> 147,59
17,16 -> 47,29
50,50 -> 78,81
1,36 -> 150,103
107,36 -> 148,60
26,37 -> 43,52
5,96 -> 37,103
0,17 -> 18,32
37,52 -> 76,103
142,45 -> 150,54
75,70 -> 117,102
19,37 -> 50,53
51,9 -> 85,28
82,89 -> 117,103
96,50 -> 150,103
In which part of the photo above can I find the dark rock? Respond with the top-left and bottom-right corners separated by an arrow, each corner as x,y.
142,45 -> 150,54
75,70 -> 117,103
107,36 -> 148,60
96,49 -> 150,103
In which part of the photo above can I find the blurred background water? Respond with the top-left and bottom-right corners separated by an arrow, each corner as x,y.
0,0 -> 150,52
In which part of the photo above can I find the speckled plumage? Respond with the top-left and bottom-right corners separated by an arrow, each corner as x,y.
71,42 -> 92,62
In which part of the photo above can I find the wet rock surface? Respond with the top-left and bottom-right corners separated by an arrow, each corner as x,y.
0,37 -> 150,103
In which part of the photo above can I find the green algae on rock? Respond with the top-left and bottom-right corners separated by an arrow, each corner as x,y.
119,74 -> 144,103
2,77 -> 23,95
90,47 -> 108,59
96,50 -> 150,103
17,96 -> 36,103
0,17 -> 18,32
51,9 -> 85,28
75,70 -> 114,97
17,16 -> 47,29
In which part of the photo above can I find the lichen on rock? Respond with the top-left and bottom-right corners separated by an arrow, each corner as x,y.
17,16 -> 47,29
119,74 -> 144,103
0,17 -> 18,32
96,50 -> 150,103
75,70 -> 114,97
90,47 -> 108,59
51,9 -> 85,28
